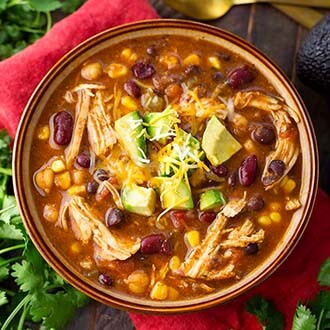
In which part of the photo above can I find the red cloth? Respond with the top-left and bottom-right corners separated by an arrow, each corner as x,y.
0,1 -> 328,329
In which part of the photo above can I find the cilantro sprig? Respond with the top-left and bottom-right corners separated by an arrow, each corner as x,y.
246,258 -> 330,330
0,130 -> 89,330
0,0 -> 84,60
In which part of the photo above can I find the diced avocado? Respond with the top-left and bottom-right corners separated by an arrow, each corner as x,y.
159,177 -> 194,210
199,189 -> 226,211
122,184 -> 156,216
114,111 -> 148,166
145,108 -> 178,144
202,115 -> 241,166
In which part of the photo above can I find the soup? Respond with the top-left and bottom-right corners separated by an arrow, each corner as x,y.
31,35 -> 301,301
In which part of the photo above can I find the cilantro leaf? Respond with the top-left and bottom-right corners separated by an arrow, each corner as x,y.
310,291 -> 330,330
28,0 -> 62,12
318,258 -> 330,287
61,0 -> 84,14
0,222 -> 24,240
0,262 -> 9,281
245,295 -> 285,330
0,291 -> 8,306
11,260 -> 44,292
0,195 -> 20,223
292,305 -> 317,330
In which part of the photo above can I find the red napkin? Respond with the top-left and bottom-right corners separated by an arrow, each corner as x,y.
0,1 -> 328,329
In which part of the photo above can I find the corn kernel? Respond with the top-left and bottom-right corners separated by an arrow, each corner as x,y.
283,179 -> 296,194
71,241 -> 81,254
258,215 -> 272,226
243,139 -> 255,153
185,230 -> 200,247
37,125 -> 50,140
270,211 -> 282,223
81,62 -> 102,80
159,55 -> 179,69
43,204 -> 58,222
67,185 -> 86,196
107,63 -> 128,78
269,202 -> 282,211
54,171 -> 71,190
150,281 -> 168,300
127,270 -> 149,294
207,56 -> 221,69
183,53 -> 201,66
121,48 -> 138,62
167,286 -> 179,300
72,170 -> 85,185
169,256 -> 181,271
121,95 -> 138,110
280,175 -> 289,188
35,168 -> 54,193
51,159 -> 66,173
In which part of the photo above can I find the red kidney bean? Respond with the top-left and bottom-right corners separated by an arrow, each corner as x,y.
247,195 -> 264,211
140,234 -> 165,254
105,208 -> 126,227
132,62 -> 156,79
268,160 -> 286,177
53,111 -> 73,145
245,243 -> 259,255
212,164 -> 228,177
252,125 -> 276,145
160,239 -> 172,256
76,153 -> 90,168
170,211 -> 187,229
199,211 -> 217,223
226,65 -> 257,89
98,273 -> 113,286
238,155 -> 258,186
124,79 -> 141,98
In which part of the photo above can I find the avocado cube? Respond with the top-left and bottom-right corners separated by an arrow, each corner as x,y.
115,111 -> 148,166
199,189 -> 226,211
159,177 -> 194,210
202,115 -> 241,166
122,185 -> 156,216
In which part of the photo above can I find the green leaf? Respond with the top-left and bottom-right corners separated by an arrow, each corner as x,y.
11,260 -> 44,292
28,0 -> 62,12
245,295 -> 285,330
0,290 -> 8,306
0,195 -> 20,223
61,0 -> 84,14
318,258 -> 330,287
0,264 -> 9,281
292,305 -> 317,330
0,222 -> 24,240
310,291 -> 330,330
0,0 -> 8,12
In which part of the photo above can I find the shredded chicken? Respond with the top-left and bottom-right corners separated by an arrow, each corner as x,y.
68,197 -> 140,261
87,91 -> 117,157
234,91 -> 300,190
179,195 -> 247,280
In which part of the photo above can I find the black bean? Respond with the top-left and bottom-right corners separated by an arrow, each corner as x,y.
217,52 -> 231,62
105,208 -> 125,227
252,125 -> 276,145
76,153 -> 90,168
212,164 -> 228,177
247,196 -> 265,211
184,65 -> 201,76
146,45 -> 157,56
238,155 -> 258,186
140,234 -> 165,254
228,171 -> 237,187
53,111 -> 73,145
87,181 -> 98,194
132,62 -> 156,79
268,160 -> 286,177
98,273 -> 113,286
245,243 -> 259,255
226,65 -> 257,89
95,169 -> 109,181
212,71 -> 224,82
199,211 -> 217,223
124,79 -> 141,98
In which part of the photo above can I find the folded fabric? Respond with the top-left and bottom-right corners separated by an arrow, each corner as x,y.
0,0 -> 158,137
130,189 -> 330,330
0,1 -> 328,329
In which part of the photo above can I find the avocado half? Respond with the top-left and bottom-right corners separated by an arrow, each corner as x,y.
296,15 -> 330,93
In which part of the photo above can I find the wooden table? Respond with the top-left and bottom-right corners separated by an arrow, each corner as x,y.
67,1 -> 330,329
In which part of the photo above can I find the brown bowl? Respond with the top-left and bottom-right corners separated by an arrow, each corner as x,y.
13,19 -> 318,314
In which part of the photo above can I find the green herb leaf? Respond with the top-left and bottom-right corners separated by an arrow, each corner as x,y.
0,291 -> 8,306
310,291 -> 330,330
245,295 -> 285,330
28,0 -> 62,12
292,305 -> 317,330
317,258 -> 330,287
0,222 -> 24,240
61,0 -> 84,14
0,264 -> 9,281
0,195 -> 20,223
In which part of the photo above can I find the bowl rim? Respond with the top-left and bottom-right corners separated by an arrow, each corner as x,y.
13,18 -> 319,314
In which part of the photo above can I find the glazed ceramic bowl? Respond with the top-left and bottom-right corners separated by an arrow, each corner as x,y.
13,19 -> 318,313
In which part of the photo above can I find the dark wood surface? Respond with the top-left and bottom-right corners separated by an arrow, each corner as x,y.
66,2 -> 330,329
